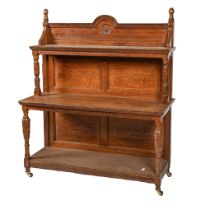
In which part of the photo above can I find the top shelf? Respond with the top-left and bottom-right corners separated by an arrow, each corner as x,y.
33,10 -> 175,58
30,44 -> 175,58
31,44 -> 175,57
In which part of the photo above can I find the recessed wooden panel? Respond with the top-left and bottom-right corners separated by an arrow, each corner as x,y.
55,113 -> 100,144
50,24 -> 168,46
108,59 -> 161,99
52,56 -> 101,91
108,118 -> 155,151
47,56 -> 162,99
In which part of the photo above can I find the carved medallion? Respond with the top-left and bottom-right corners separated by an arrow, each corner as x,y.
101,24 -> 111,35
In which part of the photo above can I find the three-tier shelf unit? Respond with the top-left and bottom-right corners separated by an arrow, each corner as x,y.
19,8 -> 175,195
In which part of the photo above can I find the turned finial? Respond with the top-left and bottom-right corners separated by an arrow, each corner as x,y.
166,8 -> 175,47
169,8 -> 174,22
43,9 -> 49,26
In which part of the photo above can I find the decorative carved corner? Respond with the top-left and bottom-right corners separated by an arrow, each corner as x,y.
39,9 -> 54,45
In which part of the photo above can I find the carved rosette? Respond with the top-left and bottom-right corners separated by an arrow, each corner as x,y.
101,24 -> 111,35
93,15 -> 117,36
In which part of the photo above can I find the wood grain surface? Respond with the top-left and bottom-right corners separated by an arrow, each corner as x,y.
19,9 -> 175,194
30,147 -> 168,182
19,94 -> 174,116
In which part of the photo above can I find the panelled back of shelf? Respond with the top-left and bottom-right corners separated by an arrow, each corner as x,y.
39,16 -> 169,47
38,12 -> 174,157
39,15 -> 174,102
46,56 -> 161,101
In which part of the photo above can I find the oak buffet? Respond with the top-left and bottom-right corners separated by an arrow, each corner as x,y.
19,8 -> 175,196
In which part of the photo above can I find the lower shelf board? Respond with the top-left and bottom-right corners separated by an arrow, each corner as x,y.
30,147 -> 167,183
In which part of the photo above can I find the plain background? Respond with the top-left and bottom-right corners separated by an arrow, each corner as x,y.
0,0 -> 206,209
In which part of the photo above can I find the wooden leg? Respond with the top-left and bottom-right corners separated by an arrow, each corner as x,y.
163,109 -> 172,178
166,109 -> 172,177
154,117 -> 164,195
22,106 -> 33,177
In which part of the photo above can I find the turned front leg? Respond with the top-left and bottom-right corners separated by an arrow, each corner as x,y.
154,117 -> 164,195
22,106 -> 33,177
32,50 -> 41,96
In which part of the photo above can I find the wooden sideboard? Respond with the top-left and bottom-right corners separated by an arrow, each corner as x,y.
19,8 -> 175,196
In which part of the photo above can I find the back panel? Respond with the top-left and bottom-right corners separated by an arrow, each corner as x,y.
43,54 -> 161,156
40,15 -> 169,47
41,15 -> 169,156
49,24 -> 168,47
47,56 -> 162,101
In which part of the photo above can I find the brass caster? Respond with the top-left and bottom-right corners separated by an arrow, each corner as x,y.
156,189 -> 163,196
166,171 -> 172,177
26,172 -> 33,177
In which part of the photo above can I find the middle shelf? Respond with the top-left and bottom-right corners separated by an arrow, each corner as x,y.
19,94 -> 174,117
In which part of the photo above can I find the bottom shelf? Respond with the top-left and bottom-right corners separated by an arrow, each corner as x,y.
30,147 -> 167,183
